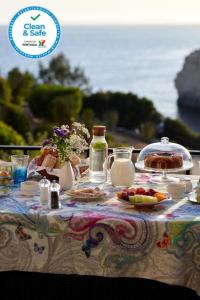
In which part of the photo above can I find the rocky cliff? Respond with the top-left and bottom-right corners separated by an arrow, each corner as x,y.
175,50 -> 200,109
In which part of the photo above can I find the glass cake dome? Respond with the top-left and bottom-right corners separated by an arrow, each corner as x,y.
135,137 -> 193,183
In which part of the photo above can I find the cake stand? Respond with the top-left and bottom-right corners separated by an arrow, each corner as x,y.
135,160 -> 193,184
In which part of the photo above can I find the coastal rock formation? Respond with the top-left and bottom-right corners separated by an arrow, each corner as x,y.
175,50 -> 200,109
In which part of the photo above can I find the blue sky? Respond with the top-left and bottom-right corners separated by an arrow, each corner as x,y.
2,0 -> 200,25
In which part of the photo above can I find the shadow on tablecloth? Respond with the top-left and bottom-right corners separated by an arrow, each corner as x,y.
0,272 -> 199,300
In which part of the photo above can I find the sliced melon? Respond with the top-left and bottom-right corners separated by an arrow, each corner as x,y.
129,195 -> 158,204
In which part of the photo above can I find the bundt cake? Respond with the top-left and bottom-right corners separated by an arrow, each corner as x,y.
144,153 -> 183,169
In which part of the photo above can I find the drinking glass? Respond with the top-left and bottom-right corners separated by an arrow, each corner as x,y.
11,155 -> 29,184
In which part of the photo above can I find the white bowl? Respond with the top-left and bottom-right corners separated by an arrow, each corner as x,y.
21,181 -> 39,196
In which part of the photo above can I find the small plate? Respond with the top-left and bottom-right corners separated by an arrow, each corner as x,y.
188,193 -> 200,204
65,190 -> 108,201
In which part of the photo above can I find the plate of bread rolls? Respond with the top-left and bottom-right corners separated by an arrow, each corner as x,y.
28,146 -> 88,181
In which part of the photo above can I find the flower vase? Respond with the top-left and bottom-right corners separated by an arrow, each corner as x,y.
59,161 -> 75,190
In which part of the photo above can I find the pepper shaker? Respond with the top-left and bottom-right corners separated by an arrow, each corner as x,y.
50,180 -> 60,209
39,177 -> 50,205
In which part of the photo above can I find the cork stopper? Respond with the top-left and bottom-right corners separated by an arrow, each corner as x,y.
92,125 -> 106,136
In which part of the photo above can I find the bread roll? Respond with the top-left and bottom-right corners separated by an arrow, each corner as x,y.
41,154 -> 57,169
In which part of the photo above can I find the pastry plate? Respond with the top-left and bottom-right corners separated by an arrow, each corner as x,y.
65,190 -> 109,201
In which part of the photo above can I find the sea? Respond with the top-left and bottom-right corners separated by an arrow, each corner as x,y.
1,25 -> 200,132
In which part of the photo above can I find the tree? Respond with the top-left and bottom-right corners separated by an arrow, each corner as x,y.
7,68 -> 36,105
83,92 -> 161,130
29,85 -> 82,124
0,77 -> 12,103
51,94 -> 81,124
39,53 -> 90,92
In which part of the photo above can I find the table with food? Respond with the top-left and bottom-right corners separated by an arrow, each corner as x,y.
0,124 -> 200,299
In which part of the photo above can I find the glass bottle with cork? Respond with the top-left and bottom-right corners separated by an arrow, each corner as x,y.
89,125 -> 108,183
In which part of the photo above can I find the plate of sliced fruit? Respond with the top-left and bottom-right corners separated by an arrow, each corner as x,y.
116,187 -> 169,208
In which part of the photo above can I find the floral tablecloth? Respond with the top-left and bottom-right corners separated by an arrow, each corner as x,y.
0,174 -> 200,296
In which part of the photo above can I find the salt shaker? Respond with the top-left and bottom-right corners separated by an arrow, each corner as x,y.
50,180 -> 60,209
179,177 -> 193,194
39,177 -> 50,205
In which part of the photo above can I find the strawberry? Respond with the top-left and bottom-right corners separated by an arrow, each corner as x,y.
129,190 -> 135,196
135,187 -> 146,195
121,192 -> 129,201
144,191 -> 150,196
148,189 -> 157,196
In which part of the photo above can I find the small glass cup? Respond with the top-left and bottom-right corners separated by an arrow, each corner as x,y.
11,155 -> 29,184
167,182 -> 185,200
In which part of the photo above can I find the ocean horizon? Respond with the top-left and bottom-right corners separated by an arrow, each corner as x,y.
1,25 -> 200,132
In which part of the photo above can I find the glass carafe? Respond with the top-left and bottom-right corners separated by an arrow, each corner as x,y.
107,147 -> 135,187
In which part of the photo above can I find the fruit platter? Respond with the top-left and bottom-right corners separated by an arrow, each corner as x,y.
116,187 -> 169,207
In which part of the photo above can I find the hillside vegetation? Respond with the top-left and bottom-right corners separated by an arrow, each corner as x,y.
0,53 -> 199,150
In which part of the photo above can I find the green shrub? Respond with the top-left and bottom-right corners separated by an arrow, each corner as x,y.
0,77 -> 12,103
0,103 -> 30,137
163,118 -> 200,149
83,92 -> 161,130
33,122 -> 52,137
0,121 -> 24,145
29,85 -> 82,124
106,133 -> 127,147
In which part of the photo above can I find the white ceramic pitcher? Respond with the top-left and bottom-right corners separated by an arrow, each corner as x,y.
107,147 -> 135,187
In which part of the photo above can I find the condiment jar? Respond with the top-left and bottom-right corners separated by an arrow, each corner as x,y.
179,177 -> 193,194
50,180 -> 60,209
167,182 -> 185,200
39,177 -> 50,205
